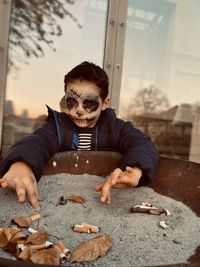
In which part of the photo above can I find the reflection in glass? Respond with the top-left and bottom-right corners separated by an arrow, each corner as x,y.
2,0 -> 108,155
119,0 -> 200,162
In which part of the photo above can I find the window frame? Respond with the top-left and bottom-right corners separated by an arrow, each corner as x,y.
0,0 -> 12,150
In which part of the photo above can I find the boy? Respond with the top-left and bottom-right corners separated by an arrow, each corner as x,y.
0,61 -> 159,209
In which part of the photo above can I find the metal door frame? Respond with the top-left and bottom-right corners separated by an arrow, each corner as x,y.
103,0 -> 128,113
0,0 -> 12,151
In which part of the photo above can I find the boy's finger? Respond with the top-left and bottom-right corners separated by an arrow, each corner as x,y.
26,183 -> 40,209
110,169 -> 122,186
106,190 -> 111,204
16,184 -> 26,203
100,180 -> 112,203
112,182 -> 128,188
94,183 -> 103,192
28,192 -> 40,210
0,177 -> 14,188
33,180 -> 41,201
0,182 -> 9,188
125,166 -> 133,173
117,175 -> 138,187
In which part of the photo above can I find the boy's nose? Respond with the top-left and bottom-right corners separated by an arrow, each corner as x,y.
76,105 -> 85,117
76,110 -> 84,117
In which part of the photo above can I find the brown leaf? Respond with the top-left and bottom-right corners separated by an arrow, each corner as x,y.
11,214 -> 41,227
11,231 -> 26,243
0,228 -> 25,256
18,246 -> 33,261
6,240 -> 27,255
11,217 -> 32,228
2,227 -> 20,241
58,196 -> 68,205
68,195 -> 85,204
70,235 -> 112,263
3,240 -> 19,254
0,227 -> 26,248
0,229 -> 8,248
26,230 -> 48,245
30,248 -> 60,265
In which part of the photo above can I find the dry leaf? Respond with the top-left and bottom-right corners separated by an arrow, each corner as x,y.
30,241 -> 53,250
0,227 -> 25,248
25,230 -> 48,245
18,246 -> 33,261
30,248 -> 60,265
3,240 -> 19,254
0,227 -> 26,255
58,196 -> 68,205
70,235 -> 112,263
0,229 -> 8,248
2,227 -> 20,241
11,217 -> 32,228
11,214 -> 41,228
68,195 -> 85,204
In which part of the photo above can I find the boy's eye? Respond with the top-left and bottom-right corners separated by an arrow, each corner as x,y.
66,97 -> 78,110
83,99 -> 99,112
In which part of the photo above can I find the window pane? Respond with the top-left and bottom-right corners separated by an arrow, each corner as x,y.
2,0 -> 108,155
119,0 -> 200,162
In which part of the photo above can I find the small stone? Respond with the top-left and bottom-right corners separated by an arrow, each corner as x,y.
52,161 -> 57,167
173,239 -> 182,244
75,163 -> 78,168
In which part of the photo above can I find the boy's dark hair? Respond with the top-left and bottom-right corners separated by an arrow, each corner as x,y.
64,61 -> 109,100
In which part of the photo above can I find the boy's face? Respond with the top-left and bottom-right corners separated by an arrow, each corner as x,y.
65,80 -> 109,128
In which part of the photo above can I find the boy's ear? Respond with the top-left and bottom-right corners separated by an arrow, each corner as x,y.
102,96 -> 110,111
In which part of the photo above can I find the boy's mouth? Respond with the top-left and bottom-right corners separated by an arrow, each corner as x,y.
69,115 -> 97,127
74,117 -> 95,122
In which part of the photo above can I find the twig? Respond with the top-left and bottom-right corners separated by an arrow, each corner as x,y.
109,224 -> 121,235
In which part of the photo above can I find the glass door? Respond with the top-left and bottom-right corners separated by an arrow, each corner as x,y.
2,0 -> 108,154
119,0 -> 200,162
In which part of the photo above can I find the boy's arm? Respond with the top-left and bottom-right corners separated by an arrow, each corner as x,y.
0,108 -> 62,208
0,108 -> 60,181
118,121 -> 159,185
94,114 -> 159,204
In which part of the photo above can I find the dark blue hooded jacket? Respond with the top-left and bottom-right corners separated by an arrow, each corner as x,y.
0,107 -> 159,184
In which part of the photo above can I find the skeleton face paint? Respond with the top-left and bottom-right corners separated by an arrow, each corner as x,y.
65,80 -> 103,128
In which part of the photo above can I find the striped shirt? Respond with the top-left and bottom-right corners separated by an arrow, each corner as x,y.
77,132 -> 92,150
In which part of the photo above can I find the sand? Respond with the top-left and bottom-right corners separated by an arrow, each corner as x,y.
0,173 -> 200,267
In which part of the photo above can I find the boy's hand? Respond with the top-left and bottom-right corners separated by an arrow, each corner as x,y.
0,161 -> 40,209
94,166 -> 142,204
